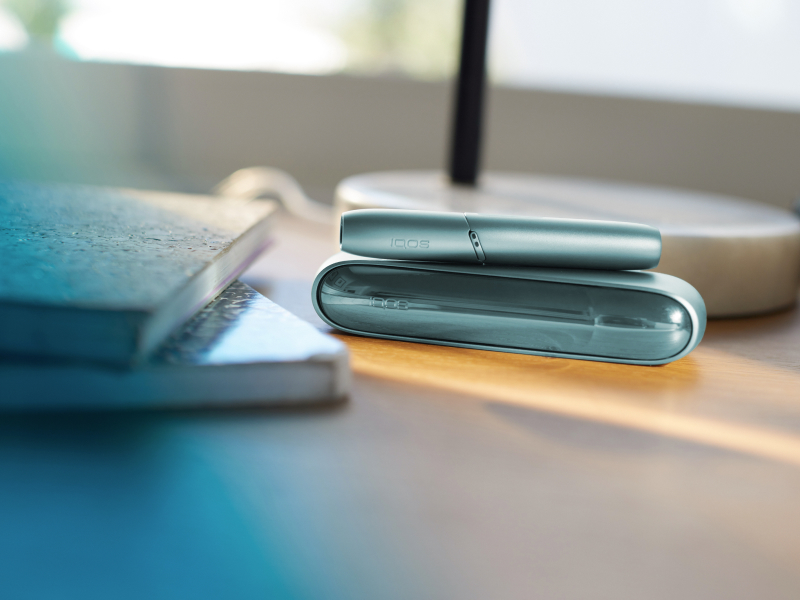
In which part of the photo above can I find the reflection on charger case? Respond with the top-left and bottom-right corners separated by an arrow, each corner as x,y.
312,253 -> 706,366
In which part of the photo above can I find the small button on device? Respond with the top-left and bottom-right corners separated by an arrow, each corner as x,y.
469,231 -> 486,262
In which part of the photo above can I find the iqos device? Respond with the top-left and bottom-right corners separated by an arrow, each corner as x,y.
340,209 -> 662,270
312,253 -> 706,366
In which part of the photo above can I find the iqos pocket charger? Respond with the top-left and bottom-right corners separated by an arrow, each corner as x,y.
340,209 -> 662,270
312,253 -> 706,366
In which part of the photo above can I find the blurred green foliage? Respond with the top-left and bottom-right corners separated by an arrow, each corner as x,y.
340,0 -> 460,79
2,0 -> 71,41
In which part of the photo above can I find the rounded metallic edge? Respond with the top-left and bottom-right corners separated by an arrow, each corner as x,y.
311,256 -> 706,366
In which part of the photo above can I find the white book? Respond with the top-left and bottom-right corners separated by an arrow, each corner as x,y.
0,282 -> 349,410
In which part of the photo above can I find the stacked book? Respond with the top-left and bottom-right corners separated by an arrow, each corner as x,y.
0,181 -> 348,409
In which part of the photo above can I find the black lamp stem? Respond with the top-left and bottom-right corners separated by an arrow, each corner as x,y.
449,0 -> 491,186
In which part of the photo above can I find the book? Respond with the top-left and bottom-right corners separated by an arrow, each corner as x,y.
0,182 -> 276,365
0,281 -> 349,409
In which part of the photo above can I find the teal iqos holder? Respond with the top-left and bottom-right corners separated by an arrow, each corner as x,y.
312,254 -> 706,366
340,209 -> 662,270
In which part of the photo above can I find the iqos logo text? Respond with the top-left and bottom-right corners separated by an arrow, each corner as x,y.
370,297 -> 409,310
391,239 -> 429,249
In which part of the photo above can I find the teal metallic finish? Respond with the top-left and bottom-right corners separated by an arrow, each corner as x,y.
341,209 -> 475,262
312,253 -> 706,366
340,209 -> 662,270
464,213 -> 661,269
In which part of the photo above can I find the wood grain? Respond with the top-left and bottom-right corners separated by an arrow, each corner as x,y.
246,213 -> 800,464
6,211 -> 798,600
334,332 -> 800,467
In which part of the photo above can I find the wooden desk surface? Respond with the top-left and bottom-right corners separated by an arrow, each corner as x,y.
2,212 -> 799,600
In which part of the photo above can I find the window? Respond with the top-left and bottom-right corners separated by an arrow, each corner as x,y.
2,0 -> 799,110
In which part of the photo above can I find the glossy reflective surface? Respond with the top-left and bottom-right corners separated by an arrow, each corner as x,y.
319,265 -> 692,361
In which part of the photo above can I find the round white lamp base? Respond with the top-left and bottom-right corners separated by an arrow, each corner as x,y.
335,171 -> 800,318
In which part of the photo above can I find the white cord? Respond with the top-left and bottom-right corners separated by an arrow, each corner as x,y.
214,167 -> 334,224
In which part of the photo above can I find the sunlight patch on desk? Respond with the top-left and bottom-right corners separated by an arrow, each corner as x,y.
337,335 -> 800,468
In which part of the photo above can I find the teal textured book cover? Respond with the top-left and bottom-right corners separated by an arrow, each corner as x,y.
0,181 -> 275,365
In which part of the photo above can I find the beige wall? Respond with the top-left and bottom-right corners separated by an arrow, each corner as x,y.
1,52 -> 799,208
